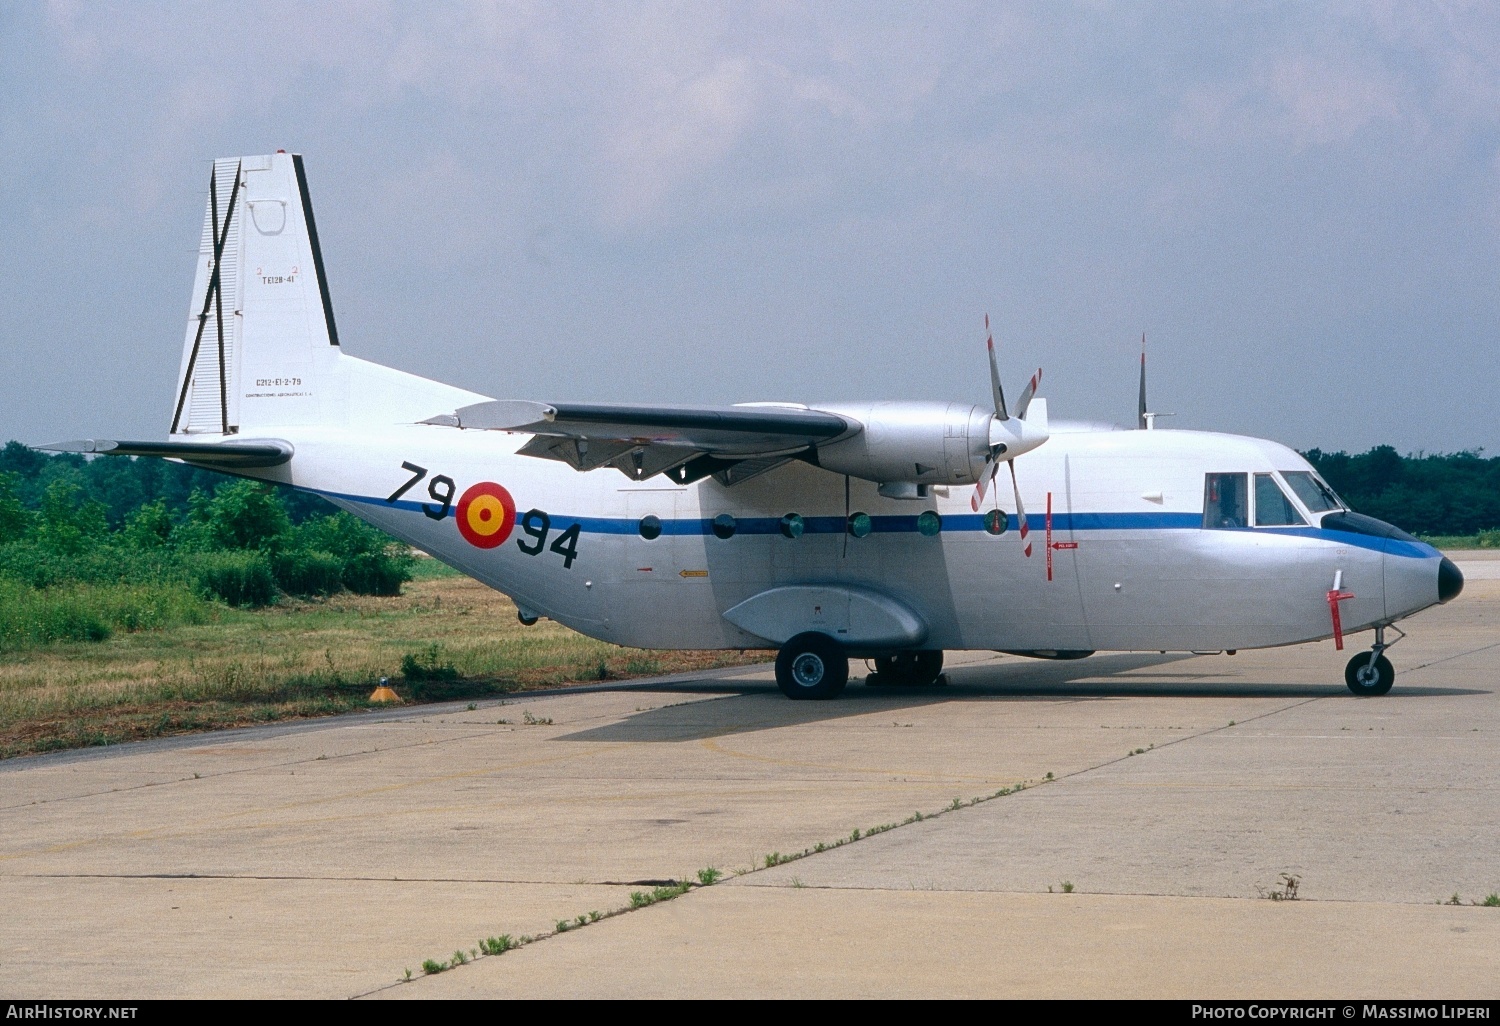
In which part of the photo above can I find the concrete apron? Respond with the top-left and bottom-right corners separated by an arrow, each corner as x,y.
2,582 -> 1498,998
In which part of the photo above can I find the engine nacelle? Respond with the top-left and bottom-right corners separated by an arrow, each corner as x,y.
809,401 -> 994,485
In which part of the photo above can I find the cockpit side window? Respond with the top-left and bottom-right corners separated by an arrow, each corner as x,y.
1254,473 -> 1306,526
1203,473 -> 1248,529
1282,471 -> 1344,513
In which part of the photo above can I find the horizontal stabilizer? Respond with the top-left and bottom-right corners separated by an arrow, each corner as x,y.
40,438 -> 293,468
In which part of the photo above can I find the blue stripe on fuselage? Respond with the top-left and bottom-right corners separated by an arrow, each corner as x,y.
311,488 -> 1437,559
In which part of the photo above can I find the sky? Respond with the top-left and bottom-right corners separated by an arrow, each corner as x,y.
1,1 -> 1497,454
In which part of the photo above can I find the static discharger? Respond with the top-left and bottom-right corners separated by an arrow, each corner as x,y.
369,676 -> 402,703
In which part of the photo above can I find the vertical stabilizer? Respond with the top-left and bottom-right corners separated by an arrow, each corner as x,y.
171,152 -> 342,435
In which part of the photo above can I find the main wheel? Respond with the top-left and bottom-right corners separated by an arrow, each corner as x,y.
869,650 -> 944,686
1345,652 -> 1394,696
775,632 -> 848,700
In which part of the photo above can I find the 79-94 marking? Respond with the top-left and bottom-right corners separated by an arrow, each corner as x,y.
386,461 -> 580,568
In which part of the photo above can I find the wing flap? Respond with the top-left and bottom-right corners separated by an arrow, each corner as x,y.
430,400 -> 855,483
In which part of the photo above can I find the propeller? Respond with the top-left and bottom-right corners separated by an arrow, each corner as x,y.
971,315 -> 1046,558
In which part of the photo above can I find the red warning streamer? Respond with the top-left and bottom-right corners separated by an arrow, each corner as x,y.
1327,587 -> 1355,650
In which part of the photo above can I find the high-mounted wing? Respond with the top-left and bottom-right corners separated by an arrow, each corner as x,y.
39,438 -> 294,469
424,400 -> 856,485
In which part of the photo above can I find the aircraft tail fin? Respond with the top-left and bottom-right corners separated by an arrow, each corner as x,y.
170,153 -> 484,437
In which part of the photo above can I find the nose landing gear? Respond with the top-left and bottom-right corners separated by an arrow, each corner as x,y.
1345,623 -> 1403,697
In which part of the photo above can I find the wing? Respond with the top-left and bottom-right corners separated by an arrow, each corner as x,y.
424,401 -> 856,485
39,438 -> 293,469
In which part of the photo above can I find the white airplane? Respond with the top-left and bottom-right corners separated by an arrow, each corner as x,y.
48,153 -> 1463,700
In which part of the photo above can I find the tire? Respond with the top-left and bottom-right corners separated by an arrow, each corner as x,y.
1345,652 -> 1394,696
870,650 -> 944,686
775,633 -> 849,700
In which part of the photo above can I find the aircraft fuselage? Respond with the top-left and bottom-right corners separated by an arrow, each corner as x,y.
248,422 -> 1448,657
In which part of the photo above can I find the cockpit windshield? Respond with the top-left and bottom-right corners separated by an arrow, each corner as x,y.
1282,471 -> 1344,513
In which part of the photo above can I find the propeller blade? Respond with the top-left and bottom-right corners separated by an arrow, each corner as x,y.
986,314 -> 1009,420
1015,367 -> 1042,420
971,459 -> 998,512
1008,459 -> 1032,557
1138,333 -> 1147,430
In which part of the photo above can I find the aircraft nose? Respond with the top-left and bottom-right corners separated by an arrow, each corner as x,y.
1438,556 -> 1464,603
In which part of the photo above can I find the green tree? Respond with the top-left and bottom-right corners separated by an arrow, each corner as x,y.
33,480 -> 109,554
122,499 -> 174,549
198,480 -> 291,551
0,472 -> 31,544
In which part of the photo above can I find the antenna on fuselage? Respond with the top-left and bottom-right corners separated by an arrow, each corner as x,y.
1138,333 -> 1173,430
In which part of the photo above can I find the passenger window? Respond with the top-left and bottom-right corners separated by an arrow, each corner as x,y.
1203,473 -> 1248,529
1254,474 -> 1305,526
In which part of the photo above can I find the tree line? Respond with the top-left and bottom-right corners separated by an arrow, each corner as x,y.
0,441 -> 413,648
1301,446 -> 1500,538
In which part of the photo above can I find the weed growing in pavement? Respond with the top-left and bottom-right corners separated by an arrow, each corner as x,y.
790,877 -> 805,888
555,920 -> 571,932
481,935 -> 513,955
421,959 -> 445,975
630,880 -> 693,908
697,867 -> 722,885
450,949 -> 468,966
1061,881 -> 1075,893
467,703 -> 477,711
589,911 -> 602,922
1482,893 -> 1500,907
1258,873 -> 1301,901
1447,893 -> 1464,906
403,968 -> 412,981
1045,771 -> 1054,780
522,709 -> 552,725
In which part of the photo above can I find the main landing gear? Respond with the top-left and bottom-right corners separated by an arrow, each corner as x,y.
865,650 -> 945,688
775,632 -> 849,700
1345,623 -> 1403,697
773,636 -> 948,699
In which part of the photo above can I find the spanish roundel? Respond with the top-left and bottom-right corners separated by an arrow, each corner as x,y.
456,482 -> 516,549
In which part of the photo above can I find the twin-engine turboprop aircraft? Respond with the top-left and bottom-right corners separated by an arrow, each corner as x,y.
48,153 -> 1464,699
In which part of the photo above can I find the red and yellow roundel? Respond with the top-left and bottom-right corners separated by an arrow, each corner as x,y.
456,482 -> 516,549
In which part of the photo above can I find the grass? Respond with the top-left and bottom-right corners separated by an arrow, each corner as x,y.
1259,873 -> 1302,901
1422,534 -> 1500,550
0,573 -> 765,759
629,881 -> 693,907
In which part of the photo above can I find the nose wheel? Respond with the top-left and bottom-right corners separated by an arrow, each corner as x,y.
1345,624 -> 1400,696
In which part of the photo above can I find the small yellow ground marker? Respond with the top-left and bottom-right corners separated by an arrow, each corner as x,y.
369,677 -> 402,703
